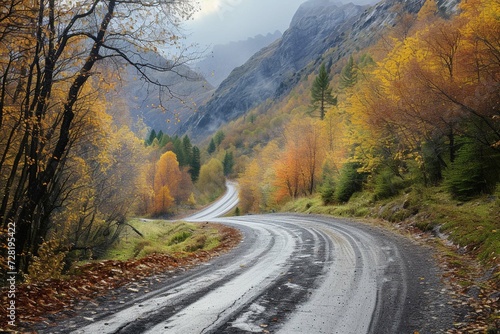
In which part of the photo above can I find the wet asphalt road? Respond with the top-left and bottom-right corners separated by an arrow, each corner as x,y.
39,184 -> 455,333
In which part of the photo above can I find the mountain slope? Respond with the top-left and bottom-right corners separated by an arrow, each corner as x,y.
178,0 -> 460,141
179,0 -> 368,139
109,51 -> 215,135
195,31 -> 282,88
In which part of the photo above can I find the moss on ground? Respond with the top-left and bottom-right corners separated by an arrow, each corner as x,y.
105,220 -> 222,261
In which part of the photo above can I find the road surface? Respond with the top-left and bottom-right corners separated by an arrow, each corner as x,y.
41,183 -> 454,333
182,181 -> 240,222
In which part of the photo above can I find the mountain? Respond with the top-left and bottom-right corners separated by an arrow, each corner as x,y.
123,63 -> 214,135
107,49 -> 215,135
195,31 -> 282,88
178,0 -> 458,141
178,0 -> 367,139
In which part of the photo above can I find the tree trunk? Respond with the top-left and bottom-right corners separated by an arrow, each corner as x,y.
13,0 -> 116,273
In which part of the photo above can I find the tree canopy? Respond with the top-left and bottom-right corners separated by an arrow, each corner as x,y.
0,0 -> 197,274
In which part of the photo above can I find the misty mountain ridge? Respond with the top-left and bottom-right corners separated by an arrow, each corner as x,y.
194,31 -> 282,88
178,0 -> 460,141
110,50 -> 214,135
178,0 -> 367,139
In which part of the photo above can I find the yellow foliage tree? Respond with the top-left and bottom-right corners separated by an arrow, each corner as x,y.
198,158 -> 226,201
153,151 -> 182,215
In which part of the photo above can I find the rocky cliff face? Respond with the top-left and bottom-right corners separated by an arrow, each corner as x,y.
179,0 -> 459,140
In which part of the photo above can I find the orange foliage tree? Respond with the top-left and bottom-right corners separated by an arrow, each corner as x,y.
274,118 -> 326,202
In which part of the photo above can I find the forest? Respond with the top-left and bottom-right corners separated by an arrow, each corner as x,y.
233,0 -> 500,213
0,0 -> 232,281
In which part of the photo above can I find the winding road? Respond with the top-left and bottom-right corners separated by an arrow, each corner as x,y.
53,183 -> 454,334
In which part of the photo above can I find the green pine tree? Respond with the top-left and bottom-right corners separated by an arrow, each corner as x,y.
156,130 -> 164,142
223,151 -> 235,176
214,130 -> 225,147
208,138 -> 216,154
173,137 -> 186,166
339,55 -> 358,90
311,63 -> 337,120
183,135 -> 193,165
146,129 -> 157,146
189,146 -> 201,182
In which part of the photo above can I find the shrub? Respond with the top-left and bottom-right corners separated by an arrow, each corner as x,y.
168,230 -> 192,245
335,162 -> 367,203
372,168 -> 408,200
444,139 -> 500,200
320,178 -> 336,205
373,169 -> 398,200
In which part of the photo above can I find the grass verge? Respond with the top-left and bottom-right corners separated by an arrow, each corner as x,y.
104,220 -> 223,260
0,221 -> 241,330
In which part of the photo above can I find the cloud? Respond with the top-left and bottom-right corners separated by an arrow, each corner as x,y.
192,0 -> 245,20
185,0 -> 304,46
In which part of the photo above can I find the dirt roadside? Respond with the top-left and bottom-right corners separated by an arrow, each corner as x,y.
0,223 -> 242,332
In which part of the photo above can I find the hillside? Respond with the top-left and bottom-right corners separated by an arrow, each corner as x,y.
111,51 -> 215,135
179,0 -> 460,140
179,0 -> 367,139
195,0 -> 499,330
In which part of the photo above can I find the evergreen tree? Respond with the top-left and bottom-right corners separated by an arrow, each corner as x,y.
444,139 -> 500,200
223,151 -> 235,176
157,130 -> 164,142
208,138 -> 216,154
159,134 -> 170,147
189,146 -> 201,182
335,162 -> 367,202
183,135 -> 193,165
146,129 -> 157,146
172,137 -> 187,166
311,63 -> 337,120
339,55 -> 358,90
214,130 -> 225,147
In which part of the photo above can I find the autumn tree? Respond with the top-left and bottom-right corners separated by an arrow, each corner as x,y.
239,160 -> 262,213
274,118 -> 326,201
198,158 -> 226,201
238,140 -> 280,213
311,63 -> 337,120
344,0 -> 500,194
153,151 -> 182,215
0,0 -> 197,274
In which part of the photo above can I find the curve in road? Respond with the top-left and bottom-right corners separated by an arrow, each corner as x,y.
67,213 -> 453,334
182,181 -> 240,222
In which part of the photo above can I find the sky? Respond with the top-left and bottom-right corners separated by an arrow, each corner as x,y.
183,0 -> 306,47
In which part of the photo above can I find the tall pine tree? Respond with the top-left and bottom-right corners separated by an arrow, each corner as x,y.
311,63 -> 337,120
189,146 -> 201,182
339,55 -> 358,90
223,151 -> 235,176
208,138 -> 216,154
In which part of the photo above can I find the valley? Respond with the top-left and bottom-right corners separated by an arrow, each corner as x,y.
1,0 -> 498,332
